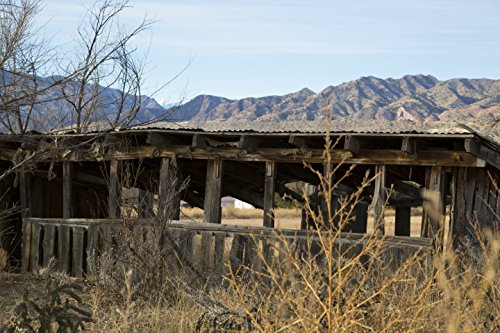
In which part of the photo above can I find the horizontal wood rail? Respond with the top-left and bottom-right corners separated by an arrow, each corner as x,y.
22,218 -> 433,278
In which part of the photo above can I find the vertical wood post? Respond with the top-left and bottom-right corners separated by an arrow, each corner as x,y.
421,166 -> 446,247
158,157 -> 171,220
204,159 -> 223,223
108,159 -> 120,219
372,164 -> 386,235
63,162 -> 72,218
449,167 -> 473,248
395,206 -> 411,236
158,157 -> 182,220
263,161 -> 276,228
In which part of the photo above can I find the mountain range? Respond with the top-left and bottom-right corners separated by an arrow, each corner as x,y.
163,75 -> 500,123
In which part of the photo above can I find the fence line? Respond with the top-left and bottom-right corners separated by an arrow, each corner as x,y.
22,218 -> 433,278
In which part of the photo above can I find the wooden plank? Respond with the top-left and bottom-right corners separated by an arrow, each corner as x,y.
395,206 -> 411,236
184,230 -> 196,265
63,162 -> 72,218
421,167 -> 447,248
263,161 -> 276,228
86,225 -> 99,275
203,159 -> 223,224
42,225 -> 55,266
58,225 -> 71,272
72,227 -> 85,278
24,217 -> 433,248
108,159 -> 120,219
372,165 -> 386,235
200,231 -> 212,271
21,219 -> 32,273
158,157 -> 171,219
450,167 -> 468,247
214,233 -> 225,279
63,144 -> 483,167
30,223 -> 41,272
229,234 -> 245,273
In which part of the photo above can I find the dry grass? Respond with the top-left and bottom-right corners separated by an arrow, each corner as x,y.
181,206 -> 302,220
1,135 -> 498,332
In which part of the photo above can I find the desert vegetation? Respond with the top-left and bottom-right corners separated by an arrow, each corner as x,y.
1,135 -> 499,333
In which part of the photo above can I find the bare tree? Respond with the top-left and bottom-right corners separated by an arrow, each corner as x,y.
58,0 -> 153,133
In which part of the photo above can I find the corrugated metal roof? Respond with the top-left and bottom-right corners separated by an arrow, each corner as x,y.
131,120 -> 475,135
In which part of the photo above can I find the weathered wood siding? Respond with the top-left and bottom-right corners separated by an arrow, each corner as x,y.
451,165 -> 499,247
22,218 -> 433,278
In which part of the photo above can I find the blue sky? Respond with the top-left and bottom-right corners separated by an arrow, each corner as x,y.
39,0 -> 500,101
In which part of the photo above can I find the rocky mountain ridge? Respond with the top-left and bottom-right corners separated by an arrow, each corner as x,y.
166,75 -> 500,123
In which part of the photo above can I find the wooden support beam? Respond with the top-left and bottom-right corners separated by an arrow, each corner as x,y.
372,165 -> 386,235
63,162 -> 72,218
108,159 -> 120,219
450,167 -> 476,248
158,157 -> 171,220
204,159 -> 223,223
421,166 -> 446,247
55,143 -> 484,167
263,161 -> 277,228
395,206 -> 411,236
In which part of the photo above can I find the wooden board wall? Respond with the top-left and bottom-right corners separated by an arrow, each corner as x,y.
451,165 -> 499,247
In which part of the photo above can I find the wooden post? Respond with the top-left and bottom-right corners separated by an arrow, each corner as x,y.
63,162 -> 72,218
204,159 -> 223,223
108,159 -> 120,219
263,161 -> 276,228
72,227 -> 85,278
158,157 -> 182,220
450,167 -> 475,248
372,164 -> 386,235
158,157 -> 171,220
395,206 -> 411,236
421,166 -> 446,247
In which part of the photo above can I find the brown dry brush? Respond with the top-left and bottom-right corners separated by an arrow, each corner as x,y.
201,134 -> 500,332
83,134 -> 499,332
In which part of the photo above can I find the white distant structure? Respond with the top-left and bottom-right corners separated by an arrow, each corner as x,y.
221,196 -> 254,209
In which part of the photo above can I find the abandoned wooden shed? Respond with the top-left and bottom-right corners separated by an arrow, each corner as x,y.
0,121 -> 499,276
